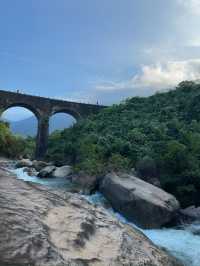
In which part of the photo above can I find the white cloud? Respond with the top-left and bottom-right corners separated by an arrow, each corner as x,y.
133,59 -> 200,88
187,37 -> 200,47
178,0 -> 200,14
94,59 -> 200,92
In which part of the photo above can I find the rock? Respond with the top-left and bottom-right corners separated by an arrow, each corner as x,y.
32,160 -> 50,171
0,168 -> 182,266
167,205 -> 200,227
23,167 -> 38,177
71,173 -> 98,194
100,172 -> 180,229
180,206 -> 200,221
52,165 -> 72,178
16,158 -> 33,168
38,165 -> 56,178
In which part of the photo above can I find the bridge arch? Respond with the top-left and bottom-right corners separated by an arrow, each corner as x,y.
49,112 -> 76,134
1,103 -> 41,120
0,90 -> 106,159
50,108 -> 82,121
1,106 -> 38,134
0,104 -> 43,159
0,106 -> 38,157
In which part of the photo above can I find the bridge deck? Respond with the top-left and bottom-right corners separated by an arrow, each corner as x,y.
0,89 -> 107,108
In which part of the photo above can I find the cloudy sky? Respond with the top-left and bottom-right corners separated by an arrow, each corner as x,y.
1,0 -> 200,120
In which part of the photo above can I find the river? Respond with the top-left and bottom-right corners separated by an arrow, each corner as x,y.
12,167 -> 200,266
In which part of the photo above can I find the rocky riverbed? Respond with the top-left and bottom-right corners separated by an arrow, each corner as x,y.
0,164 -> 181,266
12,159 -> 181,229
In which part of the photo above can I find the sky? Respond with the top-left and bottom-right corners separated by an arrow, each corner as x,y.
1,0 -> 200,120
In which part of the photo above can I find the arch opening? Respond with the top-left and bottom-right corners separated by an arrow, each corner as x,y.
1,107 -> 38,137
1,103 -> 40,120
52,107 -> 81,121
0,107 -> 38,158
49,112 -> 76,134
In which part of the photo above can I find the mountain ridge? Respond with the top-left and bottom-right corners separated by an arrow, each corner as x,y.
8,114 -> 75,136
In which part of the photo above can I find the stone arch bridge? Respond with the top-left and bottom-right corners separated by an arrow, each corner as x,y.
0,90 -> 106,159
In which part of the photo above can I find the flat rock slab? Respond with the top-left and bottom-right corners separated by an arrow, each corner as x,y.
0,169 -> 182,266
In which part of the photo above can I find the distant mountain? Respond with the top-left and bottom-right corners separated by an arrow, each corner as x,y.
9,114 -> 75,137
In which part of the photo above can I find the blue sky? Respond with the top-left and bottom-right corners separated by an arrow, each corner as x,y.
1,0 -> 200,119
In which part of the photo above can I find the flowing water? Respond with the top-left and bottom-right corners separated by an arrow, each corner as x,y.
12,167 -> 73,189
13,168 -> 200,266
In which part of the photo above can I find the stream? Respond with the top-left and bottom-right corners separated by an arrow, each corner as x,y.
12,167 -> 200,266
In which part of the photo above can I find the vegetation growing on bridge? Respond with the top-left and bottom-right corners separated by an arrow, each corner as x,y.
46,81 -> 200,207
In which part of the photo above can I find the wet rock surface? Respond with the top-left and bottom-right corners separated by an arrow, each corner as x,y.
37,165 -> 56,178
180,206 -> 200,221
70,173 -> 99,194
0,168 -> 182,266
23,167 -> 38,176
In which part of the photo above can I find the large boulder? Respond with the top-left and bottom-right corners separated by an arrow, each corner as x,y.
0,168 -> 182,266
16,158 -> 33,168
38,165 -> 56,178
52,165 -> 72,178
100,172 -> 180,229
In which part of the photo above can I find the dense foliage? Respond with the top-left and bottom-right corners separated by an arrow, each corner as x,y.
47,81 -> 200,207
0,121 -> 35,158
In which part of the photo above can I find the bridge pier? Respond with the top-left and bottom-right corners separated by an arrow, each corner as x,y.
35,116 -> 49,160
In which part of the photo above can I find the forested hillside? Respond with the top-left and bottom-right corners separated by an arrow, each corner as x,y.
0,121 -> 34,158
46,81 -> 200,207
